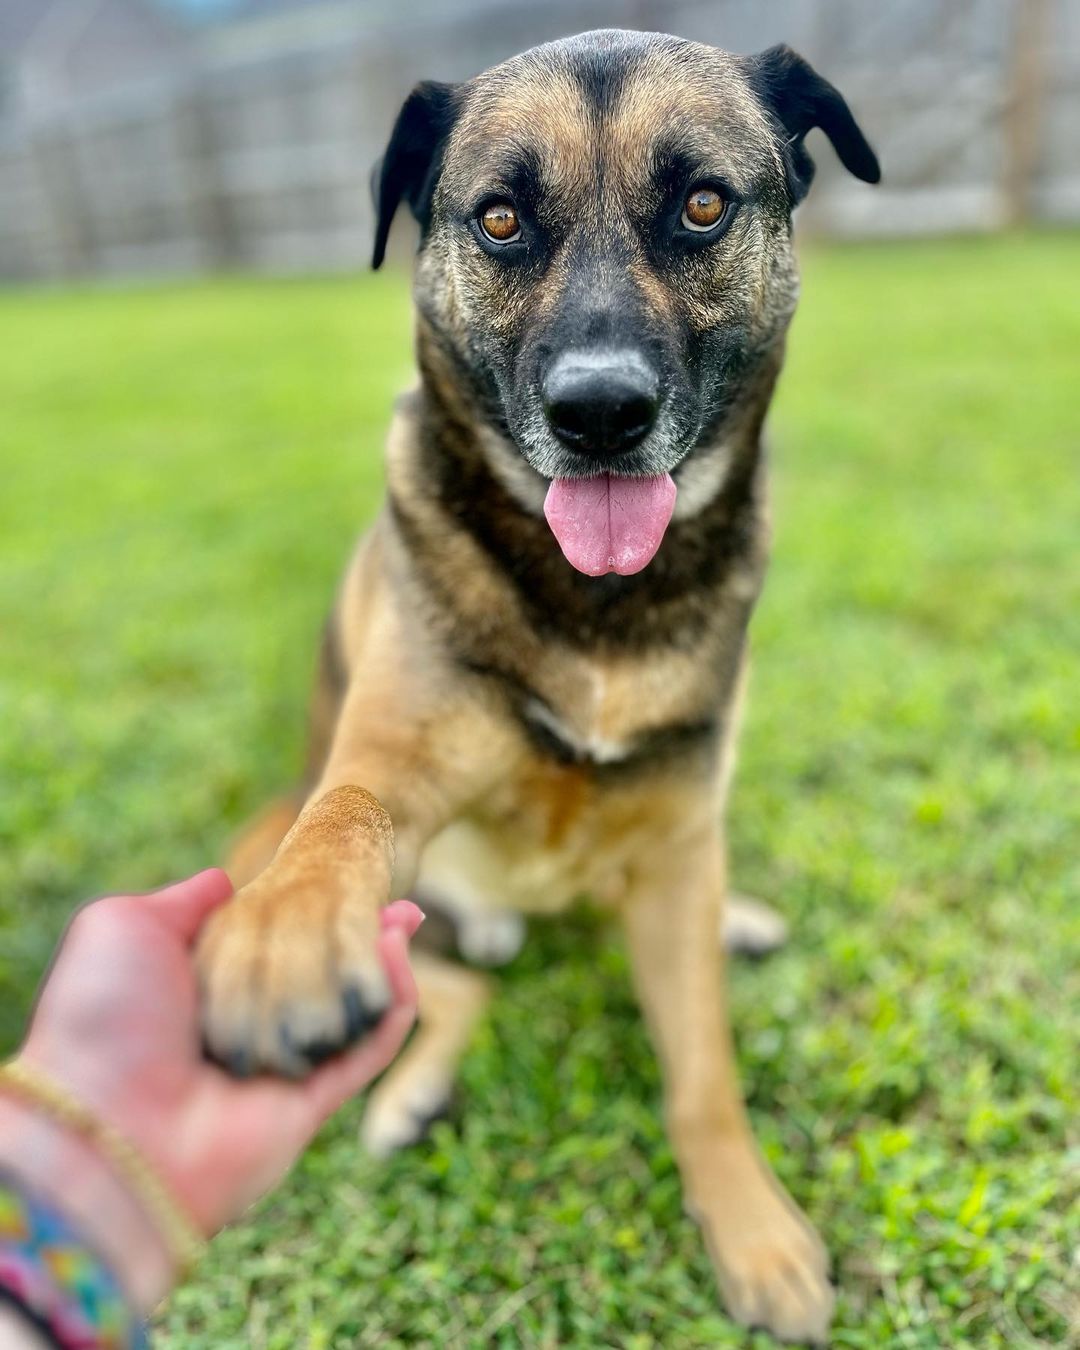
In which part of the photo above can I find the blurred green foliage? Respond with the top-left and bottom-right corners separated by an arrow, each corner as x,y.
1,235 -> 1077,1347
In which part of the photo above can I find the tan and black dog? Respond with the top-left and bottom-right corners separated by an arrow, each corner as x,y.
196,30 -> 879,1342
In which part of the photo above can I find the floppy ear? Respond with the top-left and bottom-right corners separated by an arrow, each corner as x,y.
371,80 -> 459,269
747,44 -> 880,204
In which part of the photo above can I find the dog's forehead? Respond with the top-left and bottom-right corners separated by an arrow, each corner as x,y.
442,31 -> 779,204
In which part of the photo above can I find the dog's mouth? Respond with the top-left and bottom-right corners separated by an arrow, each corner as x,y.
543,473 -> 677,577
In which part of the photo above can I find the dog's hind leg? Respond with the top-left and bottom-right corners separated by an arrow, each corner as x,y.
722,893 -> 788,956
360,951 -> 491,1157
414,820 -> 527,967
714,661 -> 788,958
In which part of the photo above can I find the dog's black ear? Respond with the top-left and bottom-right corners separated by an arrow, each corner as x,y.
371,80 -> 459,269
747,44 -> 880,204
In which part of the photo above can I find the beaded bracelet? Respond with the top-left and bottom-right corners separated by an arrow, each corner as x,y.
0,1171 -> 148,1349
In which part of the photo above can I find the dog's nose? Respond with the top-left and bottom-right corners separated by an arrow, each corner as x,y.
542,351 -> 659,457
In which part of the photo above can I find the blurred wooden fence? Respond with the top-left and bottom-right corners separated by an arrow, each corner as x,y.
0,0 -> 1077,280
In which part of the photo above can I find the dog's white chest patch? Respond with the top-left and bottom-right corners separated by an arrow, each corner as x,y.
523,696 -> 632,765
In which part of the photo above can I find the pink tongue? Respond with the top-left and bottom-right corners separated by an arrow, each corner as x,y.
543,473 -> 677,577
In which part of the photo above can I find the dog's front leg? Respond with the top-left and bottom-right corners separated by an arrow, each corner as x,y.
622,833 -> 833,1345
197,677 -> 508,1078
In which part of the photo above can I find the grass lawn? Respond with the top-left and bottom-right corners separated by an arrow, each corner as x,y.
1,234 -> 1078,1348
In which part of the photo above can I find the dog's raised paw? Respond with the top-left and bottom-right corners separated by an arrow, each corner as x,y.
196,875 -> 389,1078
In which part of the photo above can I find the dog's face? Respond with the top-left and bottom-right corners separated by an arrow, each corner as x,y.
373,31 -> 878,576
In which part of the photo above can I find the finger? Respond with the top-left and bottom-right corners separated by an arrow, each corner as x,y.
133,868 -> 235,941
380,899 -> 425,940
294,925 -> 418,1122
377,924 -> 418,1009
300,999 -> 417,1121
25,873 -> 231,1021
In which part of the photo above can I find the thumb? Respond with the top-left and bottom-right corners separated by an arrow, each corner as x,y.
135,868 -> 235,941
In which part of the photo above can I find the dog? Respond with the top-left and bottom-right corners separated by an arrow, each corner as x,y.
196,29 -> 879,1343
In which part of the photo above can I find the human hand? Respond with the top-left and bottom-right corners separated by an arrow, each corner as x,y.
3,871 -> 421,1308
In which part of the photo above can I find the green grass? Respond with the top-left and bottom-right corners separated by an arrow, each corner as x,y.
1,234 -> 1078,1348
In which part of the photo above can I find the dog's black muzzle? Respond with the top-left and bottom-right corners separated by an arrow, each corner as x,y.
541,349 -> 660,460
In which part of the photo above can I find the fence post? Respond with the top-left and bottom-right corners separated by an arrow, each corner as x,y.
176,82 -> 240,270
1001,0 -> 1050,225
30,126 -> 95,276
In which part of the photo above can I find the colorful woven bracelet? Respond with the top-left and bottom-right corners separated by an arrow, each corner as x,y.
0,1172 -> 148,1349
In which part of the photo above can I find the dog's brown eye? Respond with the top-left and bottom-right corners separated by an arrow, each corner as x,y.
682,187 -> 726,232
480,201 -> 521,243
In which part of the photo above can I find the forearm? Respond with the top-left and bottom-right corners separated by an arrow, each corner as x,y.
0,1097 -> 175,1317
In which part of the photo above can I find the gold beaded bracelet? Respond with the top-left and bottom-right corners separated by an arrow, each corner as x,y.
0,1059 -> 205,1275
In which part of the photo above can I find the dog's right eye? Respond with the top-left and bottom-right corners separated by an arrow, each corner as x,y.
681,187 -> 728,232
479,201 -> 522,244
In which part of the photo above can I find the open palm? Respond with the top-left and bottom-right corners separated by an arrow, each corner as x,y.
18,870 -> 421,1234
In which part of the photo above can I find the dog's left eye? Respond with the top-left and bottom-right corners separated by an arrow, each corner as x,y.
480,201 -> 522,243
681,187 -> 728,233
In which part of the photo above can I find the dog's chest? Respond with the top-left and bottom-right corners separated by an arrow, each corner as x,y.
423,759 -> 690,916
521,665 -> 638,766
511,646 -> 718,769
418,652 -> 725,916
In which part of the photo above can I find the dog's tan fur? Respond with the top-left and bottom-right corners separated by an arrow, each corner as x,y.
195,30 -> 882,1342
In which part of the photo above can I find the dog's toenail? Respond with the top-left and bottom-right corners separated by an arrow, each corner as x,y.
226,1047 -> 254,1079
342,984 -> 382,1040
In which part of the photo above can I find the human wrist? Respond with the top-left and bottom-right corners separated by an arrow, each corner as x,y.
0,1093 -> 176,1316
